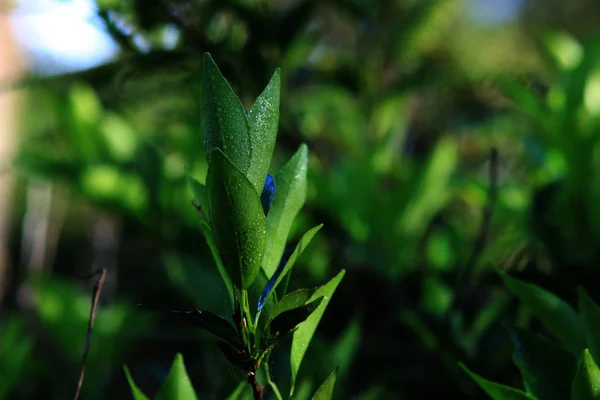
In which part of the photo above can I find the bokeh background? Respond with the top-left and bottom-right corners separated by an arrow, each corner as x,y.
2,0 -> 600,398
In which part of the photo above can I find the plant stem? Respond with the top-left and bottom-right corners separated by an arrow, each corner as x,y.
263,357 -> 283,400
240,289 -> 255,350
247,371 -> 264,400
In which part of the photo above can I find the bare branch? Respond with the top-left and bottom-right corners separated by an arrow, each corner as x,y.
73,268 -> 107,400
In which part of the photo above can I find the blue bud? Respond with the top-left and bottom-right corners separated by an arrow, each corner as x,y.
260,174 -> 276,216
257,246 -> 293,312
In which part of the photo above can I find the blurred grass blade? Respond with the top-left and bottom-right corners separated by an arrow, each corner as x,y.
511,327 -> 576,400
460,363 -> 535,400
290,270 -> 345,395
247,69 -> 281,194
201,53 -> 251,174
578,287 -> 600,364
155,353 -> 198,400
499,271 -> 585,356
123,366 -> 150,400
312,367 -> 338,400
207,148 -> 266,289
262,145 -> 308,277
572,349 -> 600,400
397,138 -> 457,237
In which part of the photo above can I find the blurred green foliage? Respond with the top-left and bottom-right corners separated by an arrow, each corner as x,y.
5,0 -> 600,399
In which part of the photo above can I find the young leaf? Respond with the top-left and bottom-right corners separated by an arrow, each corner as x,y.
155,354 -> 198,400
312,367 -> 338,400
290,270 -> 345,395
572,349 -> 600,400
262,297 -> 323,353
201,53 -> 251,174
260,174 -> 276,216
246,69 -> 281,194
578,287 -> 600,364
460,363 -> 536,400
258,224 -> 323,311
262,145 -> 308,277
123,366 -> 150,400
499,271 -> 585,356
207,148 -> 267,289
511,327 -> 576,400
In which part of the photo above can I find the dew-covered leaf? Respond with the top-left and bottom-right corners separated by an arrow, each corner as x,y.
207,148 -> 266,289
246,69 -> 281,194
201,53 -> 251,174
262,145 -> 308,277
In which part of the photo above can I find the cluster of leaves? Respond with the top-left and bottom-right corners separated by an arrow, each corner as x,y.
125,54 -> 344,399
462,269 -> 600,400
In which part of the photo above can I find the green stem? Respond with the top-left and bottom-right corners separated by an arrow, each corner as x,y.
263,356 -> 283,400
240,289 -> 255,351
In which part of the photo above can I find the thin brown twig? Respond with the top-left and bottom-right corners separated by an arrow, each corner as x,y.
73,268 -> 107,400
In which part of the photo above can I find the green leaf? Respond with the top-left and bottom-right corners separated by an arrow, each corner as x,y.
123,366 -> 150,400
225,381 -> 251,400
312,367 -> 338,400
572,349 -> 600,400
201,53 -> 251,174
258,225 -> 323,309
216,341 -> 254,371
155,354 -> 198,400
270,289 -> 317,321
187,174 -> 209,220
187,311 -> 242,348
207,148 -> 266,289
578,287 -> 600,364
499,271 -> 585,356
262,296 -> 323,353
460,363 -> 535,400
511,327 -> 577,400
290,270 -> 345,395
246,68 -> 281,194
262,144 -> 308,277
